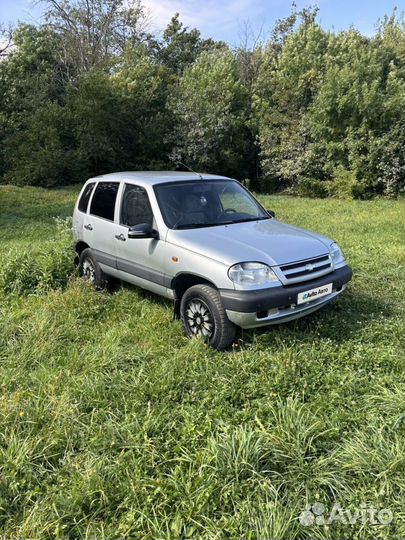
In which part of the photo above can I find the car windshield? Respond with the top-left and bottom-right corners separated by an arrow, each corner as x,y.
154,179 -> 269,230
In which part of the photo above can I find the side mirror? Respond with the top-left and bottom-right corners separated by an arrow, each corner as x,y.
267,209 -> 276,218
128,223 -> 159,239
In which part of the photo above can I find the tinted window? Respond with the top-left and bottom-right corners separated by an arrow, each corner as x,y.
78,182 -> 95,213
154,180 -> 268,229
90,182 -> 119,221
121,184 -> 153,227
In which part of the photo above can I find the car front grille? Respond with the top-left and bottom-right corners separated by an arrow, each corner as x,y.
278,254 -> 332,284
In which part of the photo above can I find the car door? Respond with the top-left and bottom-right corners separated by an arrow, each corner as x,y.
83,181 -> 120,273
113,183 -> 170,296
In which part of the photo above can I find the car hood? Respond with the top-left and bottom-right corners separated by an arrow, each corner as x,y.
167,219 -> 332,267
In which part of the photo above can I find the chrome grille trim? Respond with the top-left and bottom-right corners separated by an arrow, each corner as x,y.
277,254 -> 333,284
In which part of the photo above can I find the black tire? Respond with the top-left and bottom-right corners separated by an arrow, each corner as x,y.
79,248 -> 112,289
180,284 -> 237,350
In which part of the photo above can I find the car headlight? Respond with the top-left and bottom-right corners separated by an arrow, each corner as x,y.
228,262 -> 279,286
330,242 -> 345,263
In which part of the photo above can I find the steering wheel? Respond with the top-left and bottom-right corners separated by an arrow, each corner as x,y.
216,207 -> 237,222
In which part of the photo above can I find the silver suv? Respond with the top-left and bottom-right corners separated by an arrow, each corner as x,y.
73,172 -> 352,350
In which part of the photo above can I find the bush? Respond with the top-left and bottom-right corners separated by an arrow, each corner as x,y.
0,217 -> 76,295
3,104 -> 80,187
296,171 -> 369,199
324,169 -> 358,199
296,177 -> 328,198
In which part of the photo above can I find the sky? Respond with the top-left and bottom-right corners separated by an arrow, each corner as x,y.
0,0 -> 402,45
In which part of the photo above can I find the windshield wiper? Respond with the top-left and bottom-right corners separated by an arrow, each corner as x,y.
229,216 -> 270,224
175,221 -> 234,230
174,217 -> 269,230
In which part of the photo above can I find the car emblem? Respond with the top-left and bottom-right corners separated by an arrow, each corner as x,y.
305,263 -> 315,272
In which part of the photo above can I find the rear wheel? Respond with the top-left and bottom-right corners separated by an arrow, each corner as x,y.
79,248 -> 111,289
180,284 -> 237,350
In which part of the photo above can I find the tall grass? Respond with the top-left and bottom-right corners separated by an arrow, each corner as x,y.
0,185 -> 404,539
0,217 -> 75,295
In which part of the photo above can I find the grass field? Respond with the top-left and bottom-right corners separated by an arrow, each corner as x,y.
0,184 -> 404,539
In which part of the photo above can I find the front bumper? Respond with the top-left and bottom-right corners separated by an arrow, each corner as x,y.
219,265 -> 352,329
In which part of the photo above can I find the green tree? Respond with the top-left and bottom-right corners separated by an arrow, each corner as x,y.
168,48 -> 250,177
254,8 -> 405,197
309,14 -> 405,196
0,24 -> 70,185
0,22 -> 173,185
111,46 -> 173,169
1,2 -> 404,195
40,0 -> 150,79
65,47 -> 172,178
155,13 -> 223,74
2,104 -> 78,186
253,10 -> 330,187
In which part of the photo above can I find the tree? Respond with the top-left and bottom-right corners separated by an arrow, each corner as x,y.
0,24 -> 69,184
40,0 -> 150,79
112,46 -> 173,169
309,14 -> 405,195
0,23 -> 13,58
2,103 -> 78,186
168,48 -> 250,177
64,47 -> 172,179
0,2 -> 404,195
154,13 -> 224,74
253,8 -> 330,186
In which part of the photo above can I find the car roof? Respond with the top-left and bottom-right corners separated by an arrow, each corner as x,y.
87,171 -> 233,186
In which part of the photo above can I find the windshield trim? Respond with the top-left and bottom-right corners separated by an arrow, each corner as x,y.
153,178 -> 271,230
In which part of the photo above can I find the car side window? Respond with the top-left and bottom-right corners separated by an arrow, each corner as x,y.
90,182 -> 119,221
121,184 -> 153,227
78,182 -> 95,213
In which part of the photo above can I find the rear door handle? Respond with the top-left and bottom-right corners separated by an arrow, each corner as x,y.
115,233 -> 126,241
84,224 -> 93,231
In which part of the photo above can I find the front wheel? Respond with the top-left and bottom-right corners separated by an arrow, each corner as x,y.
180,284 -> 237,350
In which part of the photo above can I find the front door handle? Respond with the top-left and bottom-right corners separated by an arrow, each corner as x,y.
84,223 -> 93,231
115,233 -> 126,242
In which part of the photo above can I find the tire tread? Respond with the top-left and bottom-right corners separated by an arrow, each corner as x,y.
180,284 -> 237,350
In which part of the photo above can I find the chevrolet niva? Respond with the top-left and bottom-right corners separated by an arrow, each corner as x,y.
72,172 -> 352,350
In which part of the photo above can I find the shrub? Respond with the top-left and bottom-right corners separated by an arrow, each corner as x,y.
324,169 -> 357,199
3,104 -> 80,187
296,177 -> 328,198
0,217 -> 76,295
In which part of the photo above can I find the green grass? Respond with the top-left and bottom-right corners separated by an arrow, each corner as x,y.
0,184 -> 404,539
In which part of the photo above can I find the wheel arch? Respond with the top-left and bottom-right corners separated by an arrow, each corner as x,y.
171,272 -> 217,318
74,241 -> 90,265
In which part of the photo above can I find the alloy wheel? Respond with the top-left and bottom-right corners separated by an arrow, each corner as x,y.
82,257 -> 96,283
185,298 -> 214,339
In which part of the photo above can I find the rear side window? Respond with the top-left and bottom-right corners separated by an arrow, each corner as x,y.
78,182 -> 95,213
121,184 -> 153,227
90,182 -> 119,221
